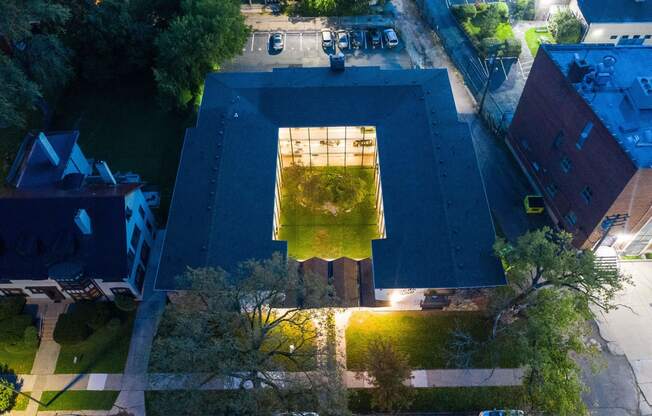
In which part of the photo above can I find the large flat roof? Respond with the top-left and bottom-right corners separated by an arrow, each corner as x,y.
577,0 -> 652,23
544,44 -> 652,168
156,67 -> 504,290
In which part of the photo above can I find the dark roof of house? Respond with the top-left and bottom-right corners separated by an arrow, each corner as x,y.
577,0 -> 652,23
0,185 -> 136,281
6,131 -> 80,188
156,67 -> 504,290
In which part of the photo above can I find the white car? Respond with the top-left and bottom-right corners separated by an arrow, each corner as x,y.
271,32 -> 284,51
337,30 -> 349,50
479,411 -> 525,416
383,28 -> 399,48
321,29 -> 333,49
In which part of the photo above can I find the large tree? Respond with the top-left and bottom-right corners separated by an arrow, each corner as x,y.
491,227 -> 627,336
549,10 -> 583,44
150,254 -> 348,415
0,55 -> 42,129
153,0 -> 249,109
0,0 -> 70,44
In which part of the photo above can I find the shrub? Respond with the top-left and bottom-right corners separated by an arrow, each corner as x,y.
476,2 -> 488,13
513,0 -> 535,20
0,297 -> 25,321
477,5 -> 502,38
549,10 -> 582,43
114,294 -> 138,312
502,38 -> 522,57
0,379 -> 16,414
73,301 -> 112,331
494,2 -> 509,20
106,318 -> 121,332
23,326 -> 39,349
53,313 -> 91,345
452,4 -> 477,21
0,315 -> 33,344
480,37 -> 502,54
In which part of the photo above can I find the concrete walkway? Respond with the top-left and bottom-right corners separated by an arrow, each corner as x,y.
347,368 -> 524,388
244,14 -> 394,32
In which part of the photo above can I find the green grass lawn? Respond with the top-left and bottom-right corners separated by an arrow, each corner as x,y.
51,77 -> 194,222
346,311 -> 521,370
8,393 -> 30,411
525,27 -> 555,57
39,391 -> 119,411
349,386 -> 527,413
0,342 -> 38,374
278,167 -> 379,260
495,22 -> 515,41
55,312 -> 135,374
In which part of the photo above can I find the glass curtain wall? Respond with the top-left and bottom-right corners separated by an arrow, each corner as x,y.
278,126 -> 377,169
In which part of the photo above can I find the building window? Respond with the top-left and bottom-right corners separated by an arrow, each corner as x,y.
610,35 -> 618,40
130,225 -> 141,249
581,186 -> 593,204
553,131 -> 564,149
560,157 -> 572,173
26,287 -> 47,294
576,121 -> 593,150
138,205 -> 146,220
564,211 -> 578,227
545,183 -> 559,198
140,241 -> 151,265
0,288 -> 26,297
111,287 -> 134,297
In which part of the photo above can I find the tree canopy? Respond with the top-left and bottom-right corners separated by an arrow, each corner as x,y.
550,10 -> 583,44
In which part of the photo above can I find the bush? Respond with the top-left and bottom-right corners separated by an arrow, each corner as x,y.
0,297 -> 25,321
494,2 -> 509,20
502,38 -> 522,57
73,302 -> 112,331
476,2 -> 488,13
513,0 -> 535,20
106,318 -> 121,332
452,4 -> 477,21
114,294 -> 138,312
0,379 -> 16,414
477,5 -> 502,38
549,10 -> 582,43
23,326 -> 39,349
0,315 -> 33,344
53,313 -> 91,345
480,37 -> 502,54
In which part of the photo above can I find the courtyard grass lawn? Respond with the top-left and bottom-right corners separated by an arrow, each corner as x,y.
346,311 -> 521,370
55,312 -> 135,374
278,167 -> 379,260
12,393 -> 29,411
0,343 -> 38,374
349,386 -> 527,413
525,27 -> 555,57
39,391 -> 119,411
51,76 -> 194,222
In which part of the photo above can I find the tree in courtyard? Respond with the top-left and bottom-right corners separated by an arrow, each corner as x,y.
361,338 -> 414,415
549,10 -> 583,44
149,253 -> 348,415
491,226 -> 628,337
153,0 -> 249,109
0,378 -> 16,414
477,4 -> 502,38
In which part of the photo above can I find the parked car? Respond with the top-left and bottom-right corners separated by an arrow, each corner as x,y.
351,30 -> 364,49
321,29 -> 333,49
369,28 -> 381,47
271,32 -> 284,51
478,411 -> 525,416
383,28 -> 399,48
337,30 -> 349,50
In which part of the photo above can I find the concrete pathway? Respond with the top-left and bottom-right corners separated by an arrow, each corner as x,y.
347,368 -> 524,388
244,14 -> 394,32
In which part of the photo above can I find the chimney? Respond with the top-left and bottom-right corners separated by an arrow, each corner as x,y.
37,132 -> 60,167
74,209 -> 92,235
95,161 -> 117,185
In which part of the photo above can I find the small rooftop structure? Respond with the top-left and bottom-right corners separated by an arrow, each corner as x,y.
576,0 -> 652,23
156,67 -> 504,292
544,44 -> 652,168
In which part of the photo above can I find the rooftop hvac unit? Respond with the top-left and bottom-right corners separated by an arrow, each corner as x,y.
628,77 -> 652,110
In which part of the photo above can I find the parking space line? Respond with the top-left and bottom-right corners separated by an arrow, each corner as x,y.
300,32 -> 303,51
364,31 -> 368,49
250,35 -> 255,52
380,35 -> 384,49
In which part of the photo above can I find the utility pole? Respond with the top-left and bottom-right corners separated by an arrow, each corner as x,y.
478,46 -> 502,114
593,213 -> 630,252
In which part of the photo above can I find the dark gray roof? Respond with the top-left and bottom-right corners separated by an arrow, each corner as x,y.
577,0 -> 652,23
156,67 -> 504,290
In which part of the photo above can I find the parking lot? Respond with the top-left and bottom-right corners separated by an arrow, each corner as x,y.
222,29 -> 412,72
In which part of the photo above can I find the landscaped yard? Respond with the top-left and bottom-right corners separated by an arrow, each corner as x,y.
0,343 -> 37,374
55,312 -> 134,374
452,2 -> 521,57
278,167 -> 379,260
51,77 -> 194,222
0,298 -> 39,374
39,391 -> 119,411
349,386 -> 527,413
346,311 -> 521,370
525,27 -> 555,57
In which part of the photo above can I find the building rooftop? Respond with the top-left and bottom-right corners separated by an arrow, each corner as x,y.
577,0 -> 652,23
156,67 -> 504,291
544,44 -> 652,168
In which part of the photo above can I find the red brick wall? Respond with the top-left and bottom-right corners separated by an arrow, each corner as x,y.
508,49 -> 640,248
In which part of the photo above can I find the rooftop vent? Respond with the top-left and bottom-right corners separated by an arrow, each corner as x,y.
568,53 -> 591,83
627,77 -> 652,110
74,209 -> 92,235
37,132 -> 60,167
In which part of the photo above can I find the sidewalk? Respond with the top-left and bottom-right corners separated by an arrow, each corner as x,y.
244,14 -> 394,32
347,368 -> 524,388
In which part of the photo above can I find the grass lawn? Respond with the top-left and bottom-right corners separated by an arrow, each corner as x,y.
278,167 -> 379,260
349,386 -> 527,413
51,77 -> 194,222
0,342 -> 38,374
525,27 -> 555,57
495,22 -> 515,41
55,312 -> 135,374
11,393 -> 30,411
346,311 -> 521,370
39,391 -> 119,411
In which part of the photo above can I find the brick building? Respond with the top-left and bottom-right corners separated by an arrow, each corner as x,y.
508,44 -> 652,255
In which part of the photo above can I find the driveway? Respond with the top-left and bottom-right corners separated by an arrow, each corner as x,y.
593,261 -> 652,415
